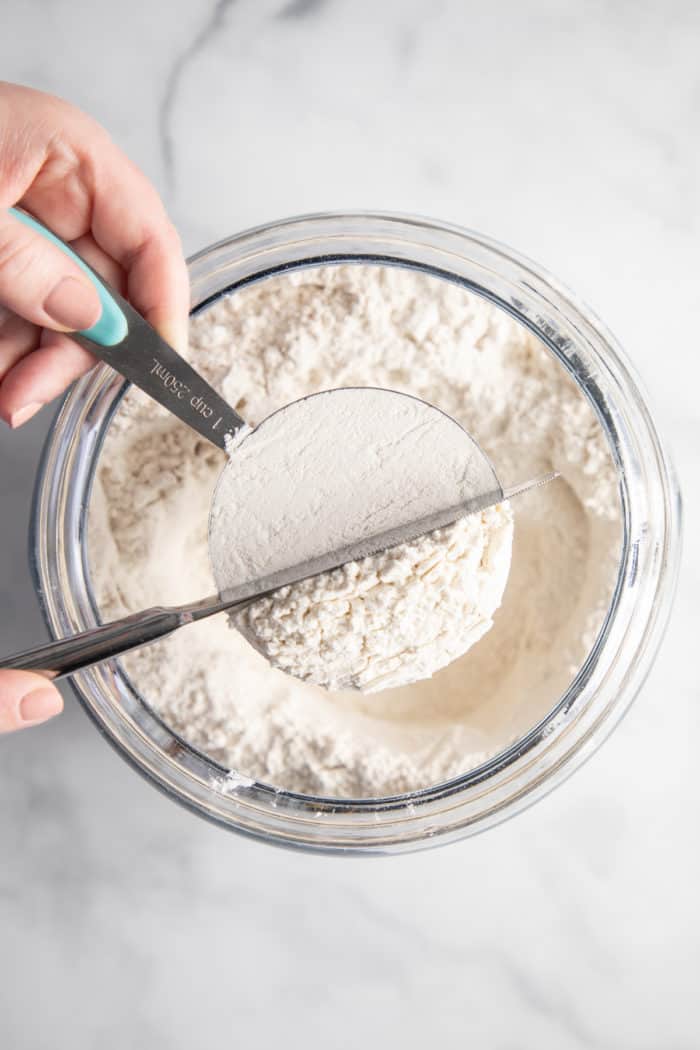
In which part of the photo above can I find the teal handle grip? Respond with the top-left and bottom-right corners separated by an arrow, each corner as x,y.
8,207 -> 128,347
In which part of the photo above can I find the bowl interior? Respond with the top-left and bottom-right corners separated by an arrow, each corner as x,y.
30,214 -> 679,852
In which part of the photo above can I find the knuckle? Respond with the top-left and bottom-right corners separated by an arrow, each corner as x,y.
0,230 -> 34,281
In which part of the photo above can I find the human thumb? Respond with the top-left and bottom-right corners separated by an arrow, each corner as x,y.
0,669 -> 63,733
0,208 -> 101,332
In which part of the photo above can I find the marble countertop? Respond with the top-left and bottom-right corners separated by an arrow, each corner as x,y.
1,2 -> 697,1046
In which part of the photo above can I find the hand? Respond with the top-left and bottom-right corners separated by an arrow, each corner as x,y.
0,82 -> 190,732
0,81 -> 189,427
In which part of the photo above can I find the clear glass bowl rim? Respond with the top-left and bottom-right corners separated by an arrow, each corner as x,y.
30,211 -> 682,855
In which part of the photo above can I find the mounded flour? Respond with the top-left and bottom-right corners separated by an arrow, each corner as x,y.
89,264 -> 621,798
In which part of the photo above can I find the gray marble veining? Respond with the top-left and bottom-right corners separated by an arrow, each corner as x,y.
0,2 -> 697,1047
159,0 -> 238,186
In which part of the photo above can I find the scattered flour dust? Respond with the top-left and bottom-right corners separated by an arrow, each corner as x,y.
88,264 -> 621,798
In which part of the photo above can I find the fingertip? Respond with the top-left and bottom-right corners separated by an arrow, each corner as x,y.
0,669 -> 63,733
43,275 -> 102,331
8,401 -> 43,428
152,312 -> 190,356
128,231 -> 190,353
0,209 -> 103,333
19,687 -> 64,725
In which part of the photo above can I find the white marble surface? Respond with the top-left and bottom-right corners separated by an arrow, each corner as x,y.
1,1 -> 698,1046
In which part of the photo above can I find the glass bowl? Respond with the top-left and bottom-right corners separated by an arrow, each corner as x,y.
30,213 -> 681,854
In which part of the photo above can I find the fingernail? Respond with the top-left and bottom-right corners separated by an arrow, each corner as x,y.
19,688 -> 63,724
43,276 -> 101,331
9,401 -> 43,428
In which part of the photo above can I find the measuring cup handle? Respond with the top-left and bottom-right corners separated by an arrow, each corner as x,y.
8,207 -> 128,347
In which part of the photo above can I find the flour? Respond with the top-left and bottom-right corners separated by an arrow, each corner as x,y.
237,504 -> 513,693
210,387 -> 514,691
88,263 -> 621,798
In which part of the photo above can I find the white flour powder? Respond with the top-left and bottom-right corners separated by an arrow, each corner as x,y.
236,505 -> 513,693
209,387 -> 514,692
89,264 -> 621,798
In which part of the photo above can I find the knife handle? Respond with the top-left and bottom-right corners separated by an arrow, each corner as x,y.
8,206 -> 128,347
0,605 -> 188,681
